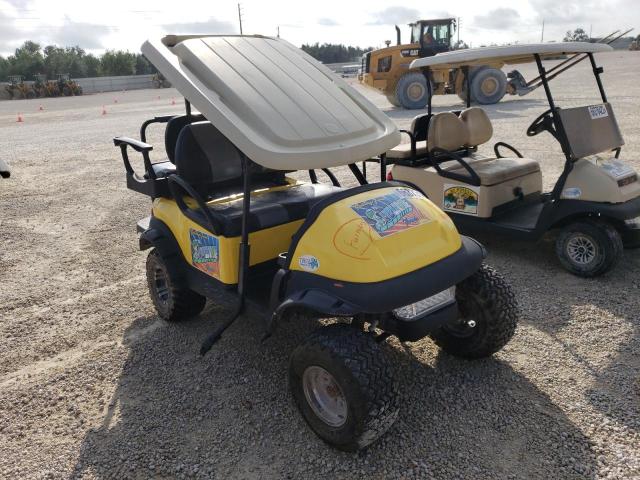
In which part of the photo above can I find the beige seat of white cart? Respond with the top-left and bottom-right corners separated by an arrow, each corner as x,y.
423,109 -> 540,186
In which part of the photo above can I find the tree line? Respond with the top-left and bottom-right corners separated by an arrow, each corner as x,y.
301,43 -> 372,64
0,41 -> 157,82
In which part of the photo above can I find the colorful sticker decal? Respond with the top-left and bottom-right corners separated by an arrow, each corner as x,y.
443,184 -> 479,215
298,255 -> 320,272
588,104 -> 608,120
350,188 -> 431,238
190,228 -> 219,277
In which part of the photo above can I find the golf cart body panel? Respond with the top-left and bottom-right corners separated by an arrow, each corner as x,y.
141,35 -> 400,171
410,42 -> 613,69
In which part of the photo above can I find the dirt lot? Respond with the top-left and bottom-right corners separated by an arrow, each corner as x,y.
1,50 -> 639,479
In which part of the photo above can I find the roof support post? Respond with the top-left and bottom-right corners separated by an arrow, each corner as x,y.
200,152 -> 252,355
587,53 -> 607,103
463,65 -> 471,108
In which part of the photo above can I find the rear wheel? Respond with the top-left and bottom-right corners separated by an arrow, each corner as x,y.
555,220 -> 623,277
431,264 -> 518,358
146,249 -> 206,321
469,67 -> 507,105
289,323 -> 398,451
395,72 -> 430,110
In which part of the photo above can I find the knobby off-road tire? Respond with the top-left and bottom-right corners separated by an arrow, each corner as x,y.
289,323 -> 399,451
385,92 -> 401,108
432,264 -> 518,359
146,249 -> 206,322
555,219 -> 623,277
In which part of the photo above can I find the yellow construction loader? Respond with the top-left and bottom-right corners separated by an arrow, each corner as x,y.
359,18 -> 532,109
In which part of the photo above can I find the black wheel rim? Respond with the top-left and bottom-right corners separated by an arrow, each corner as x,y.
153,266 -> 170,305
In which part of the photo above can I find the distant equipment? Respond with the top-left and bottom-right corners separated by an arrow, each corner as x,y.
360,19 -> 631,109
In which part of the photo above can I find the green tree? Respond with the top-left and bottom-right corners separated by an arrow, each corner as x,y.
563,28 -> 590,42
134,54 -> 156,75
8,41 -> 45,79
84,54 -> 101,77
301,43 -> 371,63
0,55 -> 8,81
100,50 -> 137,76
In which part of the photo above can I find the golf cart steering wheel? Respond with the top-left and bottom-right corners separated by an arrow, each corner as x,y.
527,108 -> 554,137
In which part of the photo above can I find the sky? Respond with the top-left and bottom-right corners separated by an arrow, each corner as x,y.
0,0 -> 637,56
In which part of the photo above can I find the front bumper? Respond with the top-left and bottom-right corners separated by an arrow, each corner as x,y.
274,236 -> 485,322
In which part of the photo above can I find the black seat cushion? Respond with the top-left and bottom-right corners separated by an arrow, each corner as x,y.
200,183 -> 342,237
174,121 -> 286,197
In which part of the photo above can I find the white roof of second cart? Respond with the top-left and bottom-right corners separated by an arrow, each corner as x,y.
141,35 -> 400,170
410,42 -> 613,69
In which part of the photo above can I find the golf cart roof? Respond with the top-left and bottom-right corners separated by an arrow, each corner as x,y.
142,35 -> 400,170
410,42 -> 613,69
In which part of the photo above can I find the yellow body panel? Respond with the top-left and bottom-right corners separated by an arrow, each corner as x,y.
290,186 -> 461,283
153,198 -> 302,285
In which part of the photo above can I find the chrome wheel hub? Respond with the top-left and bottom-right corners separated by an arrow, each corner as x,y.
302,366 -> 347,427
566,234 -> 597,265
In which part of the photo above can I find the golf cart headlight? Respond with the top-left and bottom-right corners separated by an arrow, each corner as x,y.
394,287 -> 456,320
625,216 -> 640,229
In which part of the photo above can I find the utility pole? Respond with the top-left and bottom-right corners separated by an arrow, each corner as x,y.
541,19 -> 545,42
589,24 -> 593,41
237,3 -> 243,35
277,26 -> 280,38
457,17 -> 460,46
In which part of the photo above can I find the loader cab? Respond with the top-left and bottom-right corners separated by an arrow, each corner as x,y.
409,19 -> 455,57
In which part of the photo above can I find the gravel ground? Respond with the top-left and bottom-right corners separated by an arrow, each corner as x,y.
0,50 -> 639,479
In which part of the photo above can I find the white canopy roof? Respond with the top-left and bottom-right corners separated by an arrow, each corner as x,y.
410,42 -> 613,69
142,35 -> 400,170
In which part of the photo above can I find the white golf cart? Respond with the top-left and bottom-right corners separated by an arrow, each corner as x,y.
388,42 -> 640,277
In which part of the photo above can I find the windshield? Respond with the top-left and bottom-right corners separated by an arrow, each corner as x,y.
411,24 -> 421,44
425,24 -> 450,46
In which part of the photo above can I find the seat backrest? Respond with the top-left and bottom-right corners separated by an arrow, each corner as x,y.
459,107 -> 493,148
427,112 -> 469,152
174,121 -> 284,197
165,113 -> 205,163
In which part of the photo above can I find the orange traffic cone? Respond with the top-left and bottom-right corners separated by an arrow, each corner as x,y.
38,105 -> 44,111
16,113 -> 23,123
101,106 -> 107,116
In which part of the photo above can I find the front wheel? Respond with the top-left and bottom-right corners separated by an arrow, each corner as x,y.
431,264 -> 518,358
289,324 -> 399,451
555,220 -> 623,277
395,72 -> 430,110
